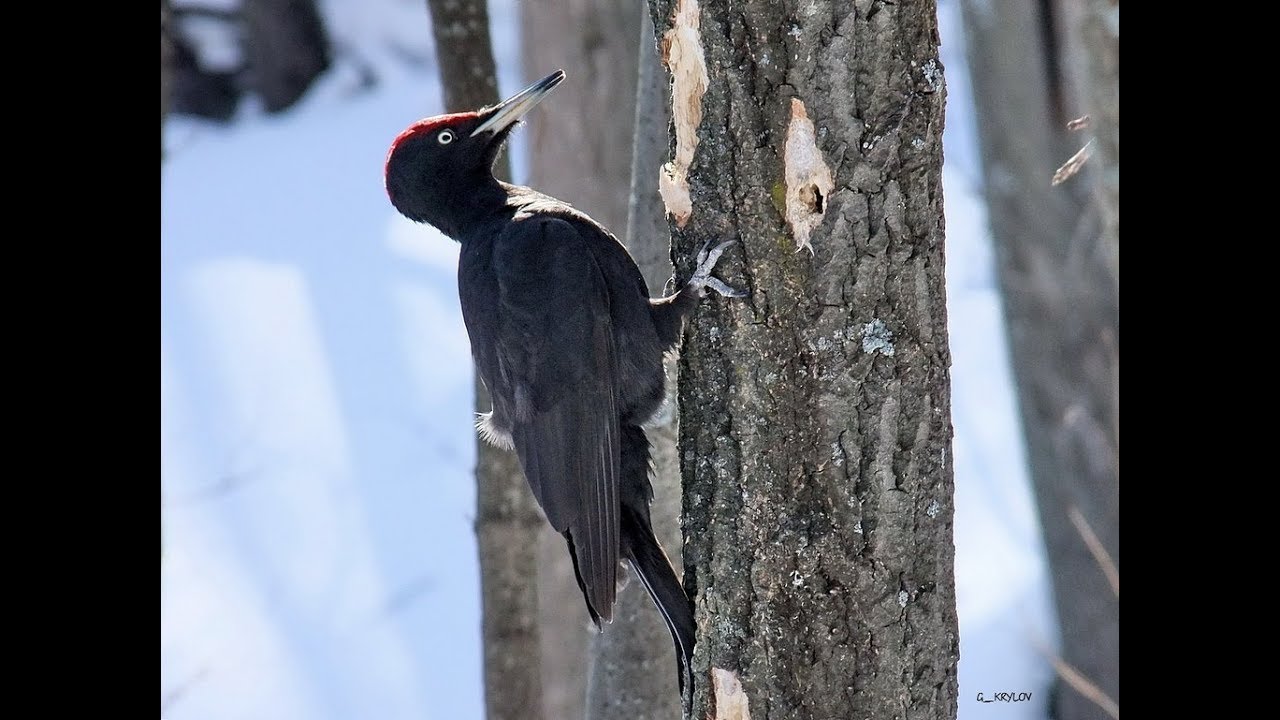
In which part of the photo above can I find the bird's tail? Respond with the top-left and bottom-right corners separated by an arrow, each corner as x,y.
619,425 -> 696,701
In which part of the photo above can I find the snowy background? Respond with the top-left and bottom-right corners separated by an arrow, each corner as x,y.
161,1 -> 1055,717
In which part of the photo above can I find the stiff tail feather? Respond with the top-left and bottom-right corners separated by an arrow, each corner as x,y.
622,506 -> 696,700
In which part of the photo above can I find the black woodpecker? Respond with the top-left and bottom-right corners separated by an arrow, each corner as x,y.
384,70 -> 743,699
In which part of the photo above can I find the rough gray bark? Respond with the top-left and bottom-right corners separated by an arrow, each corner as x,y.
961,2 -> 1119,718
243,0 -> 330,112
520,2 -> 642,718
425,1 -> 547,718
1079,0 -> 1118,281
584,10 -> 683,720
647,0 -> 960,717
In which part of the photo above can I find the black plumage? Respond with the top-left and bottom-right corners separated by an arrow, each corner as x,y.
384,70 -> 741,699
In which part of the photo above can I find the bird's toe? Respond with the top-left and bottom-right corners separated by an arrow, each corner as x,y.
704,276 -> 748,298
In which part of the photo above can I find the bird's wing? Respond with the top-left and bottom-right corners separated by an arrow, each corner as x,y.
492,216 -> 620,622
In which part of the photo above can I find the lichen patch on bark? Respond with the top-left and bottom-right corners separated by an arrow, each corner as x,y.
783,97 -> 834,254
658,0 -> 707,227
711,668 -> 751,720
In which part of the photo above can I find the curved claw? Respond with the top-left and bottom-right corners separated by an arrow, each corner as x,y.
696,239 -> 738,269
703,276 -> 747,298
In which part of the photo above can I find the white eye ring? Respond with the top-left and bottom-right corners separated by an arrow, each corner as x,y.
437,129 -> 455,145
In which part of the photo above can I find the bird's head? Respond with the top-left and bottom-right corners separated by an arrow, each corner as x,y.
384,70 -> 566,236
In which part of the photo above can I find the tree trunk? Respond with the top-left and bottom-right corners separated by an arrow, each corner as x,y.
161,0 -> 173,161
584,10 -> 683,720
647,0 -> 960,717
961,2 -> 1119,718
161,0 -> 172,563
161,0 -> 174,163
426,1 -> 547,718
520,2 -> 642,718
1079,0 -> 1118,282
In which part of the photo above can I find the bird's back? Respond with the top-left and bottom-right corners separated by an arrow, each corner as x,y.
460,189 -> 668,426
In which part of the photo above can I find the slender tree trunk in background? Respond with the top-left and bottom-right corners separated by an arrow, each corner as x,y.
961,2 -> 1119,718
520,2 -> 641,717
1078,0 -> 1118,282
426,2 -> 547,718
585,11 -> 683,720
647,0 -> 959,717
521,0 -> 641,226
428,0 -> 505,109
161,0 -> 173,162
162,0 -> 172,563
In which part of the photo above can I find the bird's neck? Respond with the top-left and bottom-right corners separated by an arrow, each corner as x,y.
447,181 -> 546,243
435,175 -> 513,241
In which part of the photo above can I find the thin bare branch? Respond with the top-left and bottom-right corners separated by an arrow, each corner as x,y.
1069,505 -> 1119,597
1047,651 -> 1120,720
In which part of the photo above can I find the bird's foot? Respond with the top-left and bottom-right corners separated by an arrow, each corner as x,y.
691,239 -> 748,298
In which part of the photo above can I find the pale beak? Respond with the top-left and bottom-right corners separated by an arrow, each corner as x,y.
470,70 -> 566,138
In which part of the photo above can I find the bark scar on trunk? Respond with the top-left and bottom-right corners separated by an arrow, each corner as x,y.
658,0 -> 707,227
784,98 -> 834,255
711,667 -> 751,720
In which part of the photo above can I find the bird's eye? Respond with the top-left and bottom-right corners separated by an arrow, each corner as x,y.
438,129 -> 455,145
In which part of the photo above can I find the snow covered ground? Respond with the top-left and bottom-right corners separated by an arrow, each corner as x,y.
161,1 -> 1055,717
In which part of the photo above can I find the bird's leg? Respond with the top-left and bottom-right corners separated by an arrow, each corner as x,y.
689,239 -> 748,298
650,239 -> 748,350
